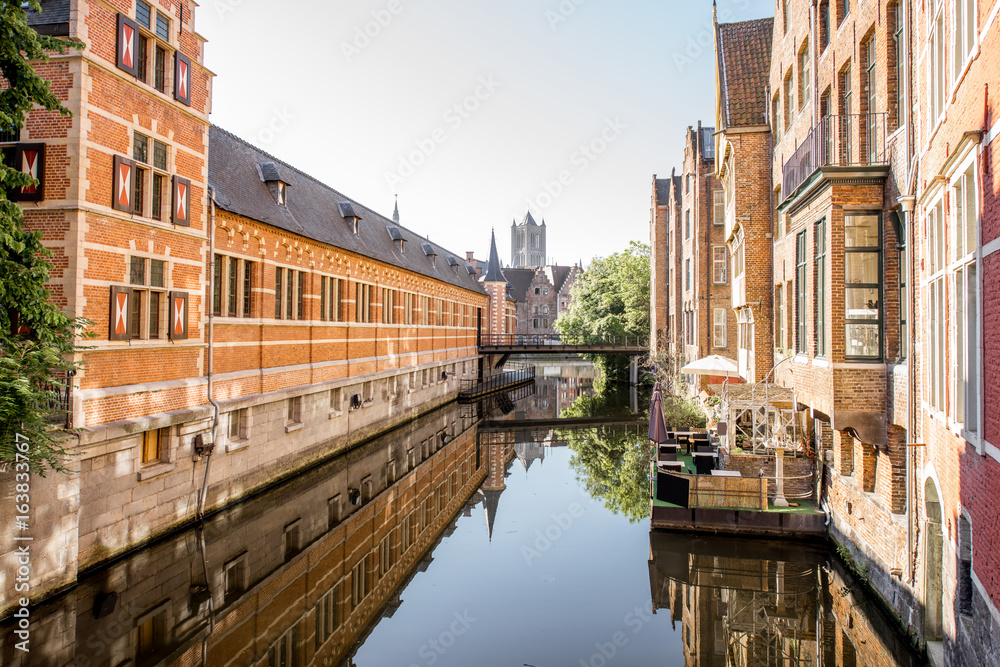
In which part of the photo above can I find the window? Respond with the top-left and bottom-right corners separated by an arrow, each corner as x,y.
155,12 -> 170,40
136,32 -> 148,83
893,3 -> 905,129
819,0 -> 830,49
543,319 -> 549,329
844,213 -> 881,359
798,41 -> 810,111
534,287 -> 540,295
297,272 -> 304,320
929,0 -> 945,125
436,299 -> 445,326
136,0 -> 152,28
952,162 -> 978,432
351,560 -> 368,608
132,132 -> 169,219
420,296 -> 430,325
685,259 -> 691,291
129,256 -> 167,339
733,230 -> 745,278
224,554 -> 247,603
355,283 -> 372,323
685,174 -> 690,193
796,231 -> 807,354
401,513 -> 413,553
713,190 -> 725,226
865,34 -> 878,162
815,218 -> 827,357
713,246 -> 727,283
141,427 -> 165,464
213,255 -> 255,317
954,0 -> 975,81
274,268 -> 283,319
782,0 -> 788,32
713,308 -> 727,348
533,318 -> 539,329
927,199 -> 946,412
283,521 -> 301,562
403,292 -> 415,324
899,213 -> 908,359
228,408 -> 248,441
379,534 -> 394,578
327,495 -> 342,529
320,276 -> 345,322
382,288 -> 395,324
267,627 -> 300,667
136,610 -> 166,664
783,69 -> 793,127
840,63 -> 853,162
772,93 -> 781,139
775,284 -> 785,349
685,210 -> 691,239
314,587 -> 339,650
153,45 -> 166,93
840,0 -> 850,24
287,396 -> 301,425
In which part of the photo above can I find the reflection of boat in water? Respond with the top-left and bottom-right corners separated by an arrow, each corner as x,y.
648,532 -> 926,667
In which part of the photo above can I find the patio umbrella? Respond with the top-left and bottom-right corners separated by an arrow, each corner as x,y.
679,355 -> 741,378
648,382 -> 669,444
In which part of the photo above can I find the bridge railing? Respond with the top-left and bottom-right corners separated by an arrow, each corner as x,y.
479,333 -> 648,348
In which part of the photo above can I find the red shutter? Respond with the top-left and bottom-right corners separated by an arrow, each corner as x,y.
109,286 -> 132,341
168,291 -> 189,340
171,175 -> 191,226
174,52 -> 192,106
116,14 -> 140,77
112,154 -> 136,212
9,143 -> 45,202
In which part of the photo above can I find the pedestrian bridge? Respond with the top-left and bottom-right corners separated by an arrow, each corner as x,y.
478,334 -> 648,356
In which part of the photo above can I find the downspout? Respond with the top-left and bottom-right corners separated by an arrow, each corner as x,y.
199,187 -> 222,519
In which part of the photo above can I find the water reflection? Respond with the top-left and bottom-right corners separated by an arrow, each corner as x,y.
3,361 -> 925,667
648,532 -> 925,666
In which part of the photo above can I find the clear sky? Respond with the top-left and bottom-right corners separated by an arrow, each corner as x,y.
197,0 -> 772,268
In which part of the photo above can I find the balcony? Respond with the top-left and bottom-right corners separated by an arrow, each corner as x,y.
781,113 -> 888,203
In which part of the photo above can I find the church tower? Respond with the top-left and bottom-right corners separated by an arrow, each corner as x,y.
510,211 -> 546,268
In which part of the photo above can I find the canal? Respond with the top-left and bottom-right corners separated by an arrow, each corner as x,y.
3,359 -> 925,666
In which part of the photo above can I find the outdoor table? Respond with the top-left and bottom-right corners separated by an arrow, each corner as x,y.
657,461 -> 686,474
710,469 -> 741,477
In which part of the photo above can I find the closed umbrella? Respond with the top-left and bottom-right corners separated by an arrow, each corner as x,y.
648,382 -> 669,444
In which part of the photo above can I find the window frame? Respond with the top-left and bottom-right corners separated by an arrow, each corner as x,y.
843,212 -> 883,361
795,230 -> 807,354
129,256 -> 168,340
712,246 -> 727,284
815,218 -> 827,357
713,307 -> 727,348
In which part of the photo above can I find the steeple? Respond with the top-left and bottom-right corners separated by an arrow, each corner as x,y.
392,194 -> 399,224
523,211 -> 538,227
482,488 -> 503,541
483,229 -> 506,283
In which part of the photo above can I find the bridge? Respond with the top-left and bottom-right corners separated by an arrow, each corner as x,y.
478,333 -> 648,359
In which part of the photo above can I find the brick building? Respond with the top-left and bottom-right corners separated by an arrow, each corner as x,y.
650,123 -> 737,394
708,0 -> 1000,663
1,0 -> 493,612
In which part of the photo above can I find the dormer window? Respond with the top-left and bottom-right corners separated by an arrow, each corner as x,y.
446,255 -> 460,275
338,202 -> 361,235
258,162 -> 289,207
387,226 -> 405,253
421,242 -> 437,268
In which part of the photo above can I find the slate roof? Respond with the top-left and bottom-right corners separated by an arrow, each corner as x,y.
500,268 -> 536,302
26,0 -> 70,34
655,178 -> 672,205
545,266 -> 574,294
482,230 -> 506,283
208,126 -> 485,295
521,212 -> 538,227
716,18 -> 774,128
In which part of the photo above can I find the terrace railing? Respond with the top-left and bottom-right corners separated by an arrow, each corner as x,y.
782,113 -> 888,202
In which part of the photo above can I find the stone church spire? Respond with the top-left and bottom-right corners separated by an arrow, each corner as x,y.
392,195 -> 399,224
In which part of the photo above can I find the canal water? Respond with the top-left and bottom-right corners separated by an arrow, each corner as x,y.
3,359 -> 925,666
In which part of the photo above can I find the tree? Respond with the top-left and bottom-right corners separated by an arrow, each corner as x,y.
555,241 -> 650,384
1,1 -> 86,474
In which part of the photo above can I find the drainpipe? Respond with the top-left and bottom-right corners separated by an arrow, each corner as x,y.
199,187 -> 222,519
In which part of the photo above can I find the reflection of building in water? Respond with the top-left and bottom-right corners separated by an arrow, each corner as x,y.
525,360 -> 595,419
648,533 -> 922,667
515,442 -> 546,472
1,405 -> 511,667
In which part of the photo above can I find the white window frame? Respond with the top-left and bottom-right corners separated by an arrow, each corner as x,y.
713,246 -> 727,284
924,192 -> 947,416
928,0 -> 947,129
952,0 -> 977,87
713,307 -> 727,348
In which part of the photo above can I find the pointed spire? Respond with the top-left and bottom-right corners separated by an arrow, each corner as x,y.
392,194 -> 399,224
523,211 -> 538,226
482,489 -> 503,541
483,228 -> 507,283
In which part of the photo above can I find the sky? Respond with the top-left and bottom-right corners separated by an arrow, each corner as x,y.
197,0 -> 773,268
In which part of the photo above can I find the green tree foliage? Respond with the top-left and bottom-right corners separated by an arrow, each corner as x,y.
1,1 -> 86,474
555,241 -> 650,383
559,384 -> 650,522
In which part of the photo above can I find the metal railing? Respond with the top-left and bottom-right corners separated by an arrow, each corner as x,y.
782,113 -> 888,201
38,370 -> 74,428
478,333 -> 648,348
458,365 -> 535,399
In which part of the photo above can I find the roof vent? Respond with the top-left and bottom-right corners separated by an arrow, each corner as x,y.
338,201 -> 361,235
446,255 -> 460,274
465,265 -> 476,275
